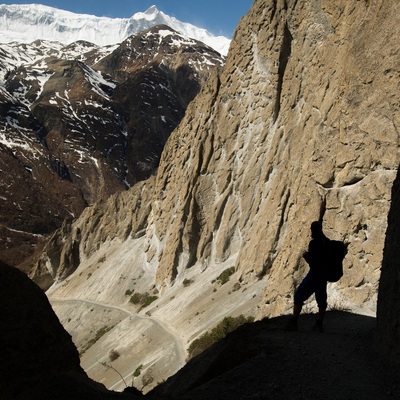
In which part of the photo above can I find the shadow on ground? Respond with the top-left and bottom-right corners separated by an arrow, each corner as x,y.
2,260 -> 398,400
149,311 -> 400,400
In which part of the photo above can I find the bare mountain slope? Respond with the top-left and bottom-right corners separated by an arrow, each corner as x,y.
32,0 -> 400,393
0,25 -> 224,268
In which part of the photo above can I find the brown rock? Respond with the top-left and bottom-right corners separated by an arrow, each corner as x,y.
39,0 -> 400,318
144,0 -> 400,317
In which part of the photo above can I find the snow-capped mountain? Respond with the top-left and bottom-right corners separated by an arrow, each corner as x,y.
0,24 -> 225,268
0,4 -> 231,55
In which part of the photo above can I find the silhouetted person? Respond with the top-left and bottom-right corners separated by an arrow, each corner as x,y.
286,221 -> 329,332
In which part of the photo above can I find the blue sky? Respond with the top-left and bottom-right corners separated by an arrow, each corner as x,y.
1,1 -> 254,37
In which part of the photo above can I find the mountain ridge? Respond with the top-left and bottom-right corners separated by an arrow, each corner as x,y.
0,4 -> 231,55
0,24 -> 225,268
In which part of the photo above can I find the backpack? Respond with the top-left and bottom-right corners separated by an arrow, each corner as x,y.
324,239 -> 347,282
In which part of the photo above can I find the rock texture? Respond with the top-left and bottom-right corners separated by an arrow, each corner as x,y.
31,0 -> 400,392
145,0 -> 400,316
33,178 -> 154,289
0,25 -> 224,268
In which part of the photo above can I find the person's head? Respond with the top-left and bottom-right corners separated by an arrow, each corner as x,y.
310,221 -> 323,238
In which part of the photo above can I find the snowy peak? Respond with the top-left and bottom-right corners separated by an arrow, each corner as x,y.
0,4 -> 230,55
142,5 -> 159,17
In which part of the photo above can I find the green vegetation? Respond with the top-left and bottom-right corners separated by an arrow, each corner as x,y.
129,292 -> 141,304
213,266 -> 236,285
129,291 -> 158,310
232,282 -> 241,292
80,324 -> 115,355
188,315 -> 254,359
183,278 -> 194,287
133,364 -> 143,378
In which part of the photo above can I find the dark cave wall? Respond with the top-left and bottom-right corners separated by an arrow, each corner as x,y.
377,165 -> 400,359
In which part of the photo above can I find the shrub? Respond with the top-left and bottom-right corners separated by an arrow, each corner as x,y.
129,291 -> 158,310
142,368 -> 154,388
133,364 -> 143,378
215,267 -> 235,285
129,292 -> 142,305
109,349 -> 120,362
327,298 -> 351,312
188,315 -> 254,359
80,324 -> 115,355
183,278 -> 194,287
142,295 -> 158,308
232,282 -> 241,292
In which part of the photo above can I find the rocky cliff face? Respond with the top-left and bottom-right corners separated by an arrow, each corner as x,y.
145,0 -> 400,315
32,0 -> 400,392
0,25 -> 224,268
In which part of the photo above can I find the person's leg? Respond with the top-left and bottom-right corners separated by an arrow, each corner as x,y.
314,279 -> 327,332
293,303 -> 302,318
294,272 -> 316,312
286,272 -> 315,330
